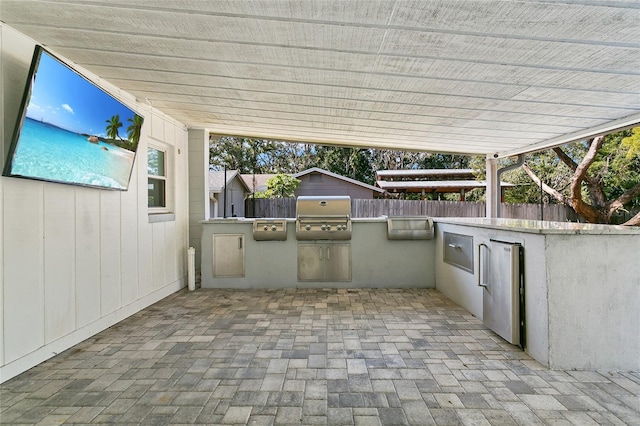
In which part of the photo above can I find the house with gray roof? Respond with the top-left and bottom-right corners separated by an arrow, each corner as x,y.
209,170 -> 251,218
293,167 -> 385,199
241,168 -> 385,199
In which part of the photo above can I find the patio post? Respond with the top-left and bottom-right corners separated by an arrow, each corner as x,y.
485,155 -> 499,218
188,129 -> 214,270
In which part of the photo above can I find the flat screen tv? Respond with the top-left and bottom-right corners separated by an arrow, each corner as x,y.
3,46 -> 143,190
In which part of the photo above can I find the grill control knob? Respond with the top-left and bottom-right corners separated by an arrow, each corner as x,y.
271,225 -> 277,231
263,225 -> 268,231
305,224 -> 311,231
327,225 -> 332,230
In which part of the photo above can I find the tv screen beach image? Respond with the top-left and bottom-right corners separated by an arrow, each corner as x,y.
5,48 -> 143,190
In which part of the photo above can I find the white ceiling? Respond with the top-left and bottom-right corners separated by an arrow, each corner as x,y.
2,0 -> 639,157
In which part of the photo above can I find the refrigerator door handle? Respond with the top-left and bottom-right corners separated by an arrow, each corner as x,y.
478,243 -> 488,288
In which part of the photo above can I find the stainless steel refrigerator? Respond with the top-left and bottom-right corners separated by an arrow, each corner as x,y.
478,240 -> 525,348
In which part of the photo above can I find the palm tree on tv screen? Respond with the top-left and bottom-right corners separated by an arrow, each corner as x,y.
126,114 -> 143,149
105,114 -> 123,141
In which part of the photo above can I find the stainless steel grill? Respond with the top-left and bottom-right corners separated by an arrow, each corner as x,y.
295,196 -> 352,240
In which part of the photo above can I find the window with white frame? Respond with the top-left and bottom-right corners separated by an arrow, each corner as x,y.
148,145 -> 170,210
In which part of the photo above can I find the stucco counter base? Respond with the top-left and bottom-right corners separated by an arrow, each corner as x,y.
200,218 -> 435,289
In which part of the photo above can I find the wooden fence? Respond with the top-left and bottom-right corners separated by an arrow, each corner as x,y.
245,198 -> 580,222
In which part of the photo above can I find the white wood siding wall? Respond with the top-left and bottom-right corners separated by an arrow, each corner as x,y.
0,25 -> 189,382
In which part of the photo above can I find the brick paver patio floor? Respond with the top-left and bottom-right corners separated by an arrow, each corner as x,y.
1,288 -> 639,425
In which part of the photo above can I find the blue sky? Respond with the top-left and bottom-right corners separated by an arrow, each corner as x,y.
25,49 -> 138,138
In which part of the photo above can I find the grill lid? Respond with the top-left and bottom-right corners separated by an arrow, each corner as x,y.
296,196 -> 351,218
296,196 -> 352,240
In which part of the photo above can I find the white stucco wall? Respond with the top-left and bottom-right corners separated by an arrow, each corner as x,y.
1,24 -> 189,382
545,234 -> 640,371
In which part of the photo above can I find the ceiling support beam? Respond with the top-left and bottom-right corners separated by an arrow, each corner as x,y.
498,112 -> 640,158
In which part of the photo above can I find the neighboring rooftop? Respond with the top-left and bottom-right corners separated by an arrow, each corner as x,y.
240,173 -> 277,193
208,169 -> 250,192
376,168 -> 513,198
376,169 -> 476,180
377,179 -> 510,192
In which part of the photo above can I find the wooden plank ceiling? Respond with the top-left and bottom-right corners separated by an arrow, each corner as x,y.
2,0 -> 639,157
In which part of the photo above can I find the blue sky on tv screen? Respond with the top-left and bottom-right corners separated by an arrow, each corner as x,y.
25,50 -> 138,139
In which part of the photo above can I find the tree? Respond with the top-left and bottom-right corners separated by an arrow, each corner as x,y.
521,130 -> 640,225
265,174 -> 300,198
315,146 -> 374,184
210,136 -> 310,173
209,136 -> 476,187
419,153 -> 470,170
105,115 -> 123,140
126,114 -> 143,149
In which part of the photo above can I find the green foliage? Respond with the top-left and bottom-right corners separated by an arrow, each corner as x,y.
420,153 -> 470,169
461,188 -> 485,202
502,150 -> 575,204
498,128 -> 640,210
208,130 -> 638,214
621,127 -> 640,160
468,155 -> 486,179
591,129 -> 639,204
210,136 -> 473,188
265,174 -> 300,198
314,146 -> 375,184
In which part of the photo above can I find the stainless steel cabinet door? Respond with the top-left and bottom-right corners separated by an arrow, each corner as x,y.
298,244 -> 325,281
212,234 -> 245,277
298,243 -> 352,282
326,243 -> 351,281
479,241 -> 521,345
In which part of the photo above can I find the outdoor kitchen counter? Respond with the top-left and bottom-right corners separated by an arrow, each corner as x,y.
434,218 -> 640,372
200,216 -> 435,290
203,217 -> 393,222
435,216 -> 640,235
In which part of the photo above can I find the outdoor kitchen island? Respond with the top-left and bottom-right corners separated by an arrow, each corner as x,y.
434,218 -> 640,372
200,216 -> 435,289
201,216 -> 640,372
